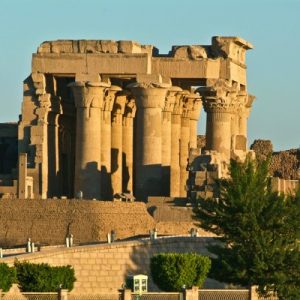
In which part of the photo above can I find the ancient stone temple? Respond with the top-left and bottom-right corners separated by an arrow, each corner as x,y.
0,36 -> 255,200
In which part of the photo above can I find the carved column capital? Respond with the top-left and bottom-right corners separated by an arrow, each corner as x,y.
196,79 -> 239,113
163,86 -> 182,112
69,81 -> 110,109
127,82 -> 169,109
103,85 -> 121,111
182,91 -> 195,118
112,93 -> 127,124
187,92 -> 202,121
172,90 -> 186,115
123,97 -> 137,119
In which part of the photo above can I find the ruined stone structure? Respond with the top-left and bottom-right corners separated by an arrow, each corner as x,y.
0,36 -> 255,200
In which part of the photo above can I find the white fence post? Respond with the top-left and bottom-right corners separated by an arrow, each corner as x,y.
250,286 -> 259,300
184,286 -> 199,300
58,289 -> 68,300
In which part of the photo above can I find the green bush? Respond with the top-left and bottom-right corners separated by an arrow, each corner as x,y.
0,263 -> 17,292
150,253 -> 211,291
15,261 -> 76,292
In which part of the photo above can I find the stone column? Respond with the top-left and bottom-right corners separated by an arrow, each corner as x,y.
47,101 -> 61,198
101,85 -> 121,199
122,97 -> 136,194
188,93 -> 202,149
129,83 -> 169,201
197,80 -> 237,161
180,92 -> 194,197
170,90 -> 183,197
239,94 -> 255,137
162,87 -> 181,196
70,81 -> 110,199
34,93 -> 51,199
18,153 -> 27,199
111,93 -> 126,196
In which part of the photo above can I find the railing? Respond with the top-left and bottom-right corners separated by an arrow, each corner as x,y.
22,293 -> 58,300
1,292 -> 58,300
68,293 -> 122,300
1,292 -> 122,300
131,293 -> 182,300
199,289 -> 249,300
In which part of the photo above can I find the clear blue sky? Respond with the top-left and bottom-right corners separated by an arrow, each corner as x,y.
0,0 -> 299,151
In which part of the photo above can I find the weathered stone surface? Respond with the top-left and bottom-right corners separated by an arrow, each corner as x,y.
271,149 -> 300,180
251,139 -> 300,180
197,134 -> 206,149
0,199 -> 156,247
1,36 -> 255,202
250,139 -> 273,161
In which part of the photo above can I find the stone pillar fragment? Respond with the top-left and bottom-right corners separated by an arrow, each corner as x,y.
122,97 -> 136,194
18,153 -> 27,199
162,86 -> 181,195
180,92 -> 194,197
111,92 -> 126,196
188,93 -> 202,149
70,81 -> 110,199
101,85 -> 121,199
47,98 -> 61,198
34,93 -> 51,199
170,90 -> 183,197
239,94 -> 255,137
129,82 -> 169,201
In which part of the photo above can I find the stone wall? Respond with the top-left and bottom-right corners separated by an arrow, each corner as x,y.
0,199 -> 156,247
0,198 -> 213,247
2,237 -> 221,294
270,149 -> 299,180
250,140 -> 300,180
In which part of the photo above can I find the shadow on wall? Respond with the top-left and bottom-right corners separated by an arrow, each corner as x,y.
101,165 -> 113,200
122,152 -> 130,193
134,164 -> 164,202
79,161 -> 101,199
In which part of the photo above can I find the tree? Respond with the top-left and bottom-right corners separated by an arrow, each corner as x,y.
0,263 -> 17,292
150,253 -> 211,291
195,157 -> 300,299
15,261 -> 76,292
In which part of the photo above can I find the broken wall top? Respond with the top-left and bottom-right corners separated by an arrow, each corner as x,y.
33,36 -> 253,85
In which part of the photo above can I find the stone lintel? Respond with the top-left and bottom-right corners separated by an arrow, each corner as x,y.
32,53 -> 150,75
37,39 -> 154,55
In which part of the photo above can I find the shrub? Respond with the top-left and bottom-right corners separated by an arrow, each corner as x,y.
150,253 -> 211,291
15,261 -> 76,292
0,263 -> 17,292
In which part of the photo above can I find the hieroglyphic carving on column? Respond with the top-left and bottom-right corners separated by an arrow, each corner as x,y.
186,92 -> 202,149
231,91 -> 255,155
170,88 -> 184,197
238,93 -> 255,134
128,81 -> 170,200
179,91 -> 195,197
101,85 -> 121,199
122,96 -> 137,194
102,86 -> 120,123
69,81 -> 110,199
162,86 -> 182,195
111,92 -> 127,195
